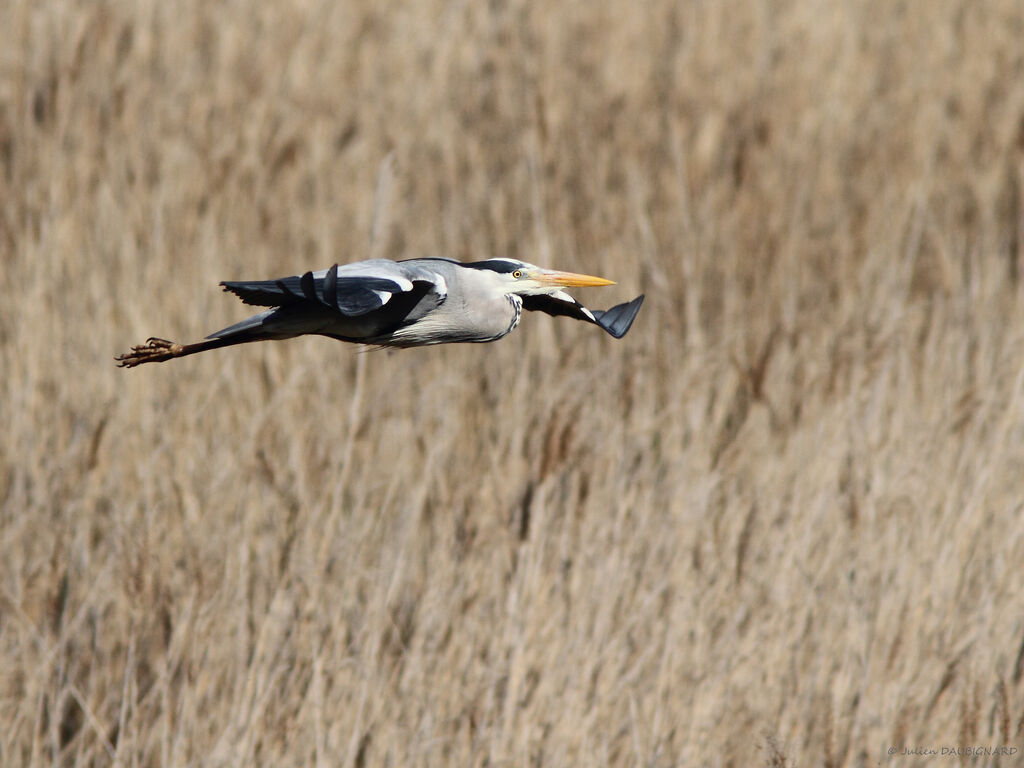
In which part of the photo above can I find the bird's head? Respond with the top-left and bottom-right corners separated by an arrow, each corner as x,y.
471,258 -> 615,298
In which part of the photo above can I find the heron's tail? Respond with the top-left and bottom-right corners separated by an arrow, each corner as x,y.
114,334 -> 258,368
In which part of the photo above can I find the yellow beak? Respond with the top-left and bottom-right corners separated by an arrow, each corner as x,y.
533,269 -> 615,287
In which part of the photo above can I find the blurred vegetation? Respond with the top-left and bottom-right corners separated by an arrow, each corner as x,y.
1,1 -> 1023,765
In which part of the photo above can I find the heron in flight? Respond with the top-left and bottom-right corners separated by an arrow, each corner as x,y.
115,258 -> 644,367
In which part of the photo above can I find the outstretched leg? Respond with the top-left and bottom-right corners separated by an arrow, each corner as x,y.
115,335 -> 253,368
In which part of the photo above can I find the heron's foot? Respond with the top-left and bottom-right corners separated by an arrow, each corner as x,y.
115,337 -> 185,368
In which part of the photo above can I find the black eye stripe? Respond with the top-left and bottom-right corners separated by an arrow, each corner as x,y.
461,260 -> 522,274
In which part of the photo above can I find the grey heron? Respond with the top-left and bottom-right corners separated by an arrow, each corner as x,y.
115,257 -> 644,367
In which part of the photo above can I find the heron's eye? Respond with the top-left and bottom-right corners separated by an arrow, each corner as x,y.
512,270 -> 523,279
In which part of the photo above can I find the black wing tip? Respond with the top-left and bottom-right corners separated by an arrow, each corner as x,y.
220,281 -> 256,303
597,294 -> 644,339
220,280 -> 283,307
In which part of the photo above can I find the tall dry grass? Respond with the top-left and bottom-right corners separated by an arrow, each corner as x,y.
2,0 -> 1024,765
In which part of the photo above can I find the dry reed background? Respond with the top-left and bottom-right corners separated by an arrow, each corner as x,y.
2,1 -> 1024,765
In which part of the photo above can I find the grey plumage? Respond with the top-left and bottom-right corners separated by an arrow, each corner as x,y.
115,257 -> 643,367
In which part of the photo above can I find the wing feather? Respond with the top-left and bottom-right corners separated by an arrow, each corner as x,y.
522,293 -> 644,338
221,262 -> 441,317
323,264 -> 338,308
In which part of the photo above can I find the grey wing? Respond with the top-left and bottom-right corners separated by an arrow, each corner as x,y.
221,260 -> 436,315
521,292 -> 644,338
212,260 -> 447,340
